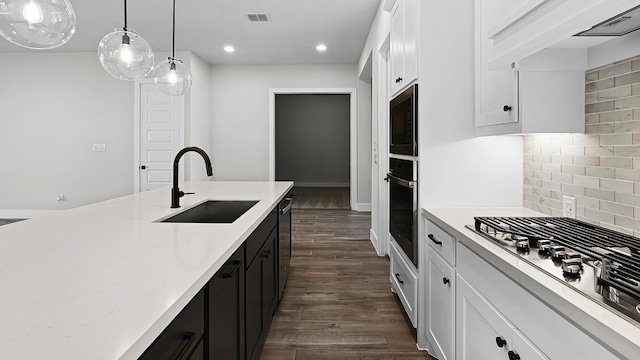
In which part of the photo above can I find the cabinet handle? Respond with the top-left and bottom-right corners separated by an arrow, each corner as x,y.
396,77 -> 403,83
222,260 -> 242,278
442,277 -> 450,285
427,234 -> 442,246
495,336 -> 507,348
262,250 -> 271,259
508,350 -> 521,360
395,273 -> 404,284
140,165 -> 146,170
173,331 -> 197,360
503,105 -> 512,112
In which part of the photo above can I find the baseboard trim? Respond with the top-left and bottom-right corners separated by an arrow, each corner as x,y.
294,182 -> 350,188
370,228 -> 385,256
354,203 -> 371,212
0,209 -> 58,219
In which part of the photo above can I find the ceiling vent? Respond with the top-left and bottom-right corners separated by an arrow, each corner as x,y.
575,5 -> 640,36
247,13 -> 270,22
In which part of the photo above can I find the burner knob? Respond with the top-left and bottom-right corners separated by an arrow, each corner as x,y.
550,245 -> 566,259
537,239 -> 551,253
562,257 -> 583,275
495,336 -> 507,348
516,240 -> 529,252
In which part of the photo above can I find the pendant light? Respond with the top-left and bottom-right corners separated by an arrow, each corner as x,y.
153,0 -> 192,96
97,0 -> 154,81
0,0 -> 76,49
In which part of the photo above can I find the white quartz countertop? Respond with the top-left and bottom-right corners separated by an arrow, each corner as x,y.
0,181 -> 293,360
422,206 -> 640,359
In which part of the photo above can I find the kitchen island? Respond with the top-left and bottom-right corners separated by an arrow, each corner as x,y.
423,207 -> 640,360
0,181 -> 293,360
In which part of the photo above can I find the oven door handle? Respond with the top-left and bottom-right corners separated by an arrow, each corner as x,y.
387,173 -> 416,188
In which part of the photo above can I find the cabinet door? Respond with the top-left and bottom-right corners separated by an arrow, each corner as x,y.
402,0 -> 418,87
207,246 -> 245,360
262,229 -> 278,323
246,228 -> 278,360
426,250 -> 455,360
390,0 -> 405,95
456,275 -> 512,360
475,0 -> 519,128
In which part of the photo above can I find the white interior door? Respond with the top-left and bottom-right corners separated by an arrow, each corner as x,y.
137,82 -> 184,192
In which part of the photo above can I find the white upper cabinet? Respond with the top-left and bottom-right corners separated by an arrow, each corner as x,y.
475,0 -> 587,136
390,0 -> 419,97
488,0 -> 640,69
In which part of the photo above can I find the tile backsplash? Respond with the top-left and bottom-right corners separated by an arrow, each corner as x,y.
523,55 -> 640,236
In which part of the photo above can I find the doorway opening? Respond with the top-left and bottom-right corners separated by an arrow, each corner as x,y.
269,88 -> 357,210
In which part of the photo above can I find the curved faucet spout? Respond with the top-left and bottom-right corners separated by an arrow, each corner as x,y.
171,146 -> 213,208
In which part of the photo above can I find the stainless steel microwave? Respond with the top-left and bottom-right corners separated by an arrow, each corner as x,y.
390,84 -> 418,156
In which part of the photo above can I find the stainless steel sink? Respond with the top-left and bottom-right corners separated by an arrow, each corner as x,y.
160,200 -> 259,224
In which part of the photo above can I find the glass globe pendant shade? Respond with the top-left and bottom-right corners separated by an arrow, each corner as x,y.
98,28 -> 154,81
0,0 -> 76,49
153,58 -> 192,96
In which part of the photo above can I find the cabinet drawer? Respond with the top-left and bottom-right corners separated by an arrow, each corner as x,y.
390,240 -> 418,327
425,218 -> 455,265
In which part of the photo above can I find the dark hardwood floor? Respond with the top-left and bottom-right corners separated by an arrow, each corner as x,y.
261,209 -> 433,360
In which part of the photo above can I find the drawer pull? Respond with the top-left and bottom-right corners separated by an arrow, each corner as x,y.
222,260 -> 242,278
495,336 -> 507,348
427,234 -> 442,246
173,331 -> 197,360
262,250 -> 271,259
508,350 -> 520,360
395,273 -> 404,284
442,277 -> 450,285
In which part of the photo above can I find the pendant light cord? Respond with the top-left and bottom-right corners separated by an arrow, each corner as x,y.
172,0 -> 176,58
123,0 -> 128,31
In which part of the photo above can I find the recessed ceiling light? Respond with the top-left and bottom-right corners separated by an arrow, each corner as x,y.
224,45 -> 235,53
316,44 -> 327,52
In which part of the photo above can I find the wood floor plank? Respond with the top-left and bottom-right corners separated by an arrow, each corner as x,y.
261,209 -> 433,360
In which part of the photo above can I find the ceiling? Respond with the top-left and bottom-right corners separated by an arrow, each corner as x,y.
0,0 -> 382,65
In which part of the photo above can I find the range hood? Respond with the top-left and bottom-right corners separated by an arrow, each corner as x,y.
575,4 -> 640,36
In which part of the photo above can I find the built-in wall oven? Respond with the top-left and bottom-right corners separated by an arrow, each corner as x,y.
390,84 -> 418,156
388,158 -> 418,266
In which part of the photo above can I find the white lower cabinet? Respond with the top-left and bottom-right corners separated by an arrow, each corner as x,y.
390,239 -> 418,327
426,249 -> 455,360
456,275 -> 548,360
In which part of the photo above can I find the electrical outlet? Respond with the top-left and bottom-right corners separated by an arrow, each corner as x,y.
563,196 -> 576,218
92,144 -> 106,152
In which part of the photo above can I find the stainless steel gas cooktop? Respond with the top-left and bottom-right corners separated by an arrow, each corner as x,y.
466,217 -> 640,325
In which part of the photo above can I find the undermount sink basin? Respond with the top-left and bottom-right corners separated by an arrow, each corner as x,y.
160,200 -> 259,224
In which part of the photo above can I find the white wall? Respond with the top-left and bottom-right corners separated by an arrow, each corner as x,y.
418,2 -> 522,208
208,64 -> 372,202
185,53 -> 212,181
357,0 -> 392,249
0,52 -> 134,214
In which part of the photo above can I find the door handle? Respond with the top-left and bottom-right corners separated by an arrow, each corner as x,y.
279,198 -> 293,214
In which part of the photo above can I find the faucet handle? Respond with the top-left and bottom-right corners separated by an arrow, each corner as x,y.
177,191 -> 195,198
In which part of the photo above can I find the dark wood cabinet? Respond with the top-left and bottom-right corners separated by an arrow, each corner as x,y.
206,244 -> 245,360
245,209 -> 278,360
140,206 -> 285,360
246,229 -> 278,360
138,290 -> 205,360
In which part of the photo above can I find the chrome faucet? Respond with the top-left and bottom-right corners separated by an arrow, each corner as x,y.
171,146 -> 213,208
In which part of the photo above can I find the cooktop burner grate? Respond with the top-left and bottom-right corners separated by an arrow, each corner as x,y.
474,217 -> 640,299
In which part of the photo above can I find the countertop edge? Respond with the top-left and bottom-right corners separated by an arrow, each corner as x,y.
422,207 -> 640,360
122,182 -> 293,360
